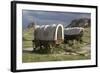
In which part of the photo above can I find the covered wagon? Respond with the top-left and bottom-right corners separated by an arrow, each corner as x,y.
33,24 -> 64,49
64,27 -> 84,42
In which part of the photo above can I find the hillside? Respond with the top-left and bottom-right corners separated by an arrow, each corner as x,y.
66,18 -> 90,28
23,22 -> 36,41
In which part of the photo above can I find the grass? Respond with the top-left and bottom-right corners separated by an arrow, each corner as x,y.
23,41 -> 33,48
23,28 -> 34,41
23,28 -> 34,48
22,53 -> 90,63
22,27 -> 91,63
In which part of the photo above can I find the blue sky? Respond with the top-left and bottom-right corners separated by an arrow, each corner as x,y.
22,10 -> 91,28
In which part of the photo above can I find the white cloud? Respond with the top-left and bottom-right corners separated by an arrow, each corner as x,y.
27,15 -> 35,22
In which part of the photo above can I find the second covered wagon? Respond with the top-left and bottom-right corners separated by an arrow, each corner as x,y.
64,27 -> 84,42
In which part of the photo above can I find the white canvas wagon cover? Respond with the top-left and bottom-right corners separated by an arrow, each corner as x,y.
64,27 -> 84,35
34,24 -> 64,41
